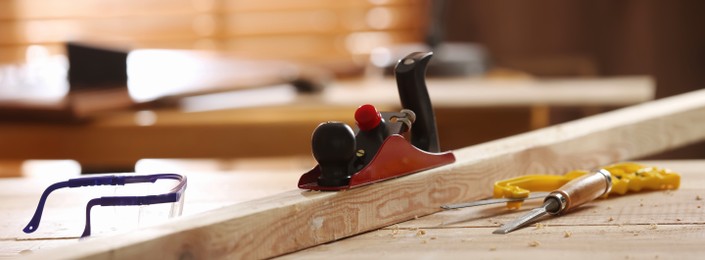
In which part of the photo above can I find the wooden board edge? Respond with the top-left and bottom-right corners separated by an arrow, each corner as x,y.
24,88 -> 705,259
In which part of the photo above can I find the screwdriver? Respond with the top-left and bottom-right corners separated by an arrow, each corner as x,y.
493,169 -> 612,234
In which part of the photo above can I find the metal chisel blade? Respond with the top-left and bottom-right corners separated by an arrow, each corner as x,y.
441,192 -> 549,210
493,206 -> 548,234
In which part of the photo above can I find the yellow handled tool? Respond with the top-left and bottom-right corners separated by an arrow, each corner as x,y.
493,162 -> 680,209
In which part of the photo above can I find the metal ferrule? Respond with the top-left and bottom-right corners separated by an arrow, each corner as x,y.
596,168 -> 613,194
545,192 -> 567,215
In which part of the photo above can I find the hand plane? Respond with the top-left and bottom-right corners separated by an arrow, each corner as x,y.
298,52 -> 456,191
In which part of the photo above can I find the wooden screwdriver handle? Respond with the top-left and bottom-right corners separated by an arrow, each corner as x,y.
546,169 -> 612,214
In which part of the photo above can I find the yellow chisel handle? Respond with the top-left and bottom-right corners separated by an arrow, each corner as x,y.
493,162 -> 680,209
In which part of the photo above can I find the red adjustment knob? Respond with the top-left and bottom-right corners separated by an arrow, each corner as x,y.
355,104 -> 382,131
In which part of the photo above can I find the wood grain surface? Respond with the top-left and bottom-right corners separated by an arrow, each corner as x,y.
282,160 -> 705,259
18,88 -> 705,259
0,158 -> 308,258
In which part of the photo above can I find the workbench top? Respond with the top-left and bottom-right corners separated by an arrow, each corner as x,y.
280,160 -> 705,259
0,158 -> 307,258
2,159 -> 703,259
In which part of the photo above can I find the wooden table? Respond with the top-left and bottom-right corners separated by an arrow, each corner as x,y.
283,160 -> 705,259
6,88 -> 704,259
0,76 -> 654,173
0,157 -> 311,258
1,159 -> 703,259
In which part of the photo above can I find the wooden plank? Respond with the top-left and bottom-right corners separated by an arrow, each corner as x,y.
20,88 -> 705,258
284,159 -> 705,258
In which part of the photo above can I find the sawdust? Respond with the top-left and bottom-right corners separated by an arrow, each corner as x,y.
430,236 -> 437,240
534,223 -> 547,229
607,206 -> 612,210
676,218 -> 682,221
414,215 -> 419,219
696,195 -> 702,201
488,218 -> 499,225
647,223 -> 658,230
608,217 -> 614,222
528,240 -> 540,247
489,247 -> 497,251
421,239 -> 428,244
416,229 -> 426,237
391,225 -> 399,236
563,231 -> 572,238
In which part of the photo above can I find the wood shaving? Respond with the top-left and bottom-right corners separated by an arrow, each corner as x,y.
528,240 -> 541,247
563,231 -> 572,238
489,218 -> 501,225
534,223 -> 547,229
416,229 -> 426,236
647,223 -> 658,230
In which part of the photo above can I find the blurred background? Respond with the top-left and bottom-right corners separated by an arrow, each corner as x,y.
1,0 -> 704,176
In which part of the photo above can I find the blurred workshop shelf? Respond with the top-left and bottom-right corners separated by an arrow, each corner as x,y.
0,76 -> 654,172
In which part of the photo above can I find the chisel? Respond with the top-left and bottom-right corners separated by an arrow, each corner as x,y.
493,169 -> 612,234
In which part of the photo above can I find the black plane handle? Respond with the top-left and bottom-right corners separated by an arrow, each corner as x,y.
394,52 -> 440,153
